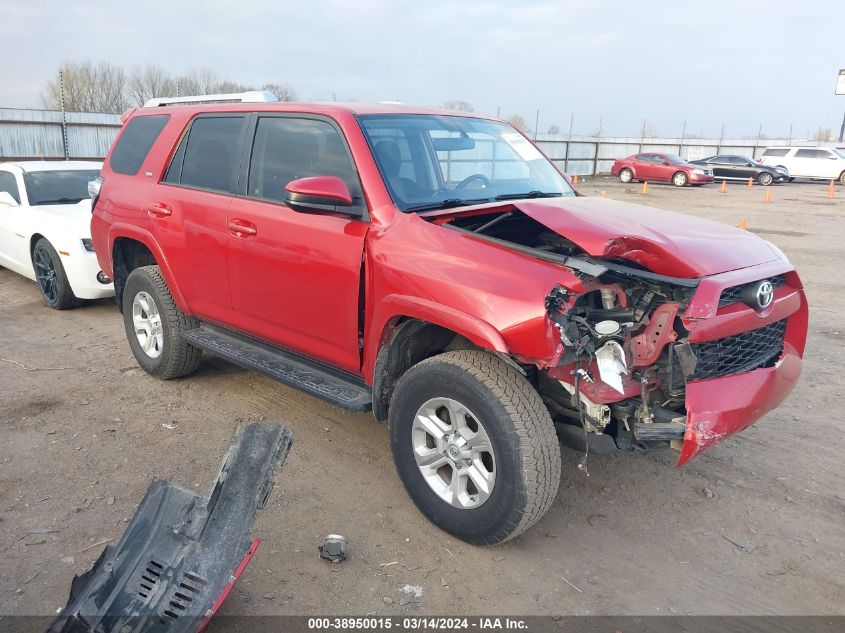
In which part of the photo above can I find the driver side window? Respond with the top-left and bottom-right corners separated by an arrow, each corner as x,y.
0,171 -> 20,203
247,116 -> 365,211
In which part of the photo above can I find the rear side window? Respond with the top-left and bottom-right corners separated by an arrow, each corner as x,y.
165,116 -> 246,193
246,116 -> 364,210
109,115 -> 170,175
0,171 -> 20,203
795,149 -> 832,159
762,148 -> 789,157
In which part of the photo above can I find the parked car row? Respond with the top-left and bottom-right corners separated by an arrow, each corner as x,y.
0,94 -> 809,546
611,146 -> 845,186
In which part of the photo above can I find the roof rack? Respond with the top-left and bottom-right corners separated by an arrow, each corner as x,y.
143,91 -> 278,107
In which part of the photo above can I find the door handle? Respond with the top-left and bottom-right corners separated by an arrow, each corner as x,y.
228,219 -> 258,238
146,202 -> 172,218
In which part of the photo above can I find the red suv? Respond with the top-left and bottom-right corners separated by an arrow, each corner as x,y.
611,152 -> 715,186
92,94 -> 807,544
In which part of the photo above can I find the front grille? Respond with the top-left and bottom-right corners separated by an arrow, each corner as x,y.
689,319 -> 786,381
718,274 -> 786,308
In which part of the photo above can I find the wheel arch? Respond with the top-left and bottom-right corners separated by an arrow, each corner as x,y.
368,301 -> 510,421
111,233 -> 187,314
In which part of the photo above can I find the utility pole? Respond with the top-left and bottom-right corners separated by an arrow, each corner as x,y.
534,110 -> 540,141
59,70 -> 69,160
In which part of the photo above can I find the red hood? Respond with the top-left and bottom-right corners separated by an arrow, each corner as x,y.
514,196 -> 779,278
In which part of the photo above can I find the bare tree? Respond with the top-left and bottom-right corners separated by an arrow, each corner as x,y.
442,100 -> 474,113
262,83 -> 297,101
175,68 -> 221,96
215,80 -> 254,94
812,127 -> 832,142
127,64 -> 176,106
41,61 -> 128,113
505,114 -> 528,132
547,124 -> 561,135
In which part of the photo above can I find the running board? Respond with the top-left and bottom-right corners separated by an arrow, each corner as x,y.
183,325 -> 372,412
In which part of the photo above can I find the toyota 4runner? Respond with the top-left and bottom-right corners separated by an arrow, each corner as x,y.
91,92 -> 808,545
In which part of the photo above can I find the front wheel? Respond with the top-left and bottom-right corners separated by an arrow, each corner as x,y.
757,172 -> 774,186
388,350 -> 561,545
839,171 -> 845,186
672,171 -> 688,187
122,265 -> 202,379
32,238 -> 79,310
619,168 -> 633,183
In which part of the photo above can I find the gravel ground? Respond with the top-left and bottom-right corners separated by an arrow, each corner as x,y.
0,178 -> 843,618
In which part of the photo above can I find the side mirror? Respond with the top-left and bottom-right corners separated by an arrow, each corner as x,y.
283,176 -> 358,215
662,160 -> 671,166
0,191 -> 19,207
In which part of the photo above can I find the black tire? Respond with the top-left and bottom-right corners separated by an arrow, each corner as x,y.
672,171 -> 688,187
122,265 -> 201,379
757,171 -> 774,186
839,171 -> 845,186
388,350 -> 561,545
32,238 -> 79,310
619,168 -> 633,184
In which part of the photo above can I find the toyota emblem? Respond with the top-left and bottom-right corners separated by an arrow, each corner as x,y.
755,280 -> 774,310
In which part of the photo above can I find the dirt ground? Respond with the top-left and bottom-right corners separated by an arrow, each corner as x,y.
1,179 -> 843,618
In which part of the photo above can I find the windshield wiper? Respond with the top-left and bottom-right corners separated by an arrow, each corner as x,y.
34,197 -> 85,205
406,197 -> 490,213
494,191 -> 562,201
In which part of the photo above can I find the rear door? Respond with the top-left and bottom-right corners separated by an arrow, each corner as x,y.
633,154 -> 658,180
152,114 -> 249,325
226,114 -> 369,373
706,156 -> 732,179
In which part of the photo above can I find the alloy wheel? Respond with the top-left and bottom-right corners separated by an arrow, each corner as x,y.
33,246 -> 58,304
132,291 -> 164,359
411,397 -> 496,509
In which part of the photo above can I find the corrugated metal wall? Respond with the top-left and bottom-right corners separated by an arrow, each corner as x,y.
0,108 -> 120,161
0,107 -> 836,176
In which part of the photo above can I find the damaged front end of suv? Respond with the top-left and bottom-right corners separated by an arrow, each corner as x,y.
434,197 -> 808,466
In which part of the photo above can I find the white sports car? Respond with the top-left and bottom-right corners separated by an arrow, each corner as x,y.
0,161 -> 114,309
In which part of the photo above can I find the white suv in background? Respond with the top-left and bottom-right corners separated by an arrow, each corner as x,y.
760,146 -> 845,184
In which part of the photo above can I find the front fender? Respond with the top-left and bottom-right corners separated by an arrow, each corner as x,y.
363,293 -> 509,383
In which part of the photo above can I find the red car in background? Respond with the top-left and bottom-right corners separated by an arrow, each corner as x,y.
611,152 -> 715,186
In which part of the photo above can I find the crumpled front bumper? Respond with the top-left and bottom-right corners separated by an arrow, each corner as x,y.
676,267 -> 808,466
678,339 -> 803,465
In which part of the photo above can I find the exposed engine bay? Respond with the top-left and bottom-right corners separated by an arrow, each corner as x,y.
442,208 -> 702,456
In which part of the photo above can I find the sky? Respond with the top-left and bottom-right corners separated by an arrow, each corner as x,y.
1,0 -> 843,139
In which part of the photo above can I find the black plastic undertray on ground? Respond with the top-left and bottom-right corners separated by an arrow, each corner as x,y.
48,422 -> 293,633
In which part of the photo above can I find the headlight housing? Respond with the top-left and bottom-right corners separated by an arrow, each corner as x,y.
692,169 -> 704,175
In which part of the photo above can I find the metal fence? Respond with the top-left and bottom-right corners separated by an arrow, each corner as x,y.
1,107 -> 840,177
0,108 -> 120,161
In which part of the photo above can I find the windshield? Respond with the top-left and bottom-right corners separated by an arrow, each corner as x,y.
357,114 -> 574,212
664,154 -> 686,164
23,170 -> 100,206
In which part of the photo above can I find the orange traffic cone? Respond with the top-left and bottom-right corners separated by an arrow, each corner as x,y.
747,177 -> 754,188
640,181 -> 649,195
601,191 -> 608,198
829,179 -> 836,199
763,190 -> 772,203
738,219 -> 748,230
720,180 -> 727,193
573,174 -> 579,184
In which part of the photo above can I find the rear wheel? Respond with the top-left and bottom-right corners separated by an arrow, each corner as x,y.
122,265 -> 201,379
388,350 -> 561,545
32,238 -> 79,310
619,168 -> 633,183
672,171 -> 688,187
757,172 -> 774,186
